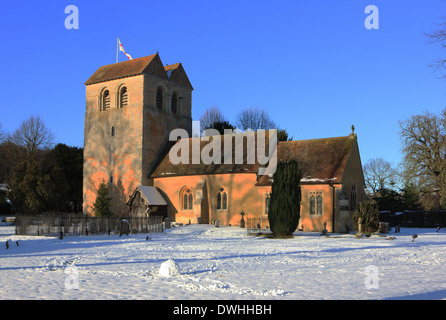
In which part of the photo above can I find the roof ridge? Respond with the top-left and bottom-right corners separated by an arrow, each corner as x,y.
279,135 -> 351,144
101,54 -> 158,69
164,62 -> 181,71
85,53 -> 160,85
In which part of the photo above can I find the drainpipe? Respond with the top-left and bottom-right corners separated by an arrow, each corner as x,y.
329,183 -> 336,233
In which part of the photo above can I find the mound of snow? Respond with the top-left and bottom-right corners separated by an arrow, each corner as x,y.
159,259 -> 180,277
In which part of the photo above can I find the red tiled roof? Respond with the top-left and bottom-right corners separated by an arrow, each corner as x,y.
84,54 -> 193,89
85,54 -> 158,85
151,133 -> 356,185
151,131 -> 273,178
164,63 -> 181,72
164,63 -> 193,90
256,136 -> 355,185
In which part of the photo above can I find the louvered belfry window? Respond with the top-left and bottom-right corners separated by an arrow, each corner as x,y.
156,87 -> 163,110
102,90 -> 110,110
120,87 -> 128,108
171,93 -> 178,114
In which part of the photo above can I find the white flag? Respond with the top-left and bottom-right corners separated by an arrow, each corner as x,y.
118,37 -> 132,60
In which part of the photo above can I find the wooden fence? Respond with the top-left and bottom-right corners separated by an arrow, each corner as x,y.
15,214 -> 163,237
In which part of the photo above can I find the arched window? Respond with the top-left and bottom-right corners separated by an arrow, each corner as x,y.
111,126 -> 115,137
181,187 -> 193,210
216,187 -> 228,210
171,93 -> 178,114
156,87 -> 163,110
119,86 -> 128,108
102,89 -> 110,110
351,183 -> 357,211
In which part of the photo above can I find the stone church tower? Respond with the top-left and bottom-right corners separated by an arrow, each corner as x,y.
83,54 -> 193,216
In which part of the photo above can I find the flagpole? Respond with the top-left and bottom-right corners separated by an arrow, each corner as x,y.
116,37 -> 119,63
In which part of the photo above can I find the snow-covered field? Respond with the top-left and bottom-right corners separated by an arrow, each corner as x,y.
1,221 -> 445,300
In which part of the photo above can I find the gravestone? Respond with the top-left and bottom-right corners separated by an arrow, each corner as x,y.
120,219 -> 130,236
215,220 -> 220,228
164,217 -> 171,229
378,222 -> 389,234
321,222 -> 328,236
240,210 -> 245,229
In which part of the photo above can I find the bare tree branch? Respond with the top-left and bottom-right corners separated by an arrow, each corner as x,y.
10,115 -> 54,154
199,106 -> 225,133
426,18 -> 446,76
236,107 -> 277,131
399,110 -> 446,209
363,158 -> 397,194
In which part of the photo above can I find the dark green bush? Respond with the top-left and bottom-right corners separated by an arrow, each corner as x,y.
268,160 -> 301,237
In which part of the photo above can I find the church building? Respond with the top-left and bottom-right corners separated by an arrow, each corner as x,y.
83,54 -> 366,233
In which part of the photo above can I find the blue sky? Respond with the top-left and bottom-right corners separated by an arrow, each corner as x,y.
1,0 -> 445,168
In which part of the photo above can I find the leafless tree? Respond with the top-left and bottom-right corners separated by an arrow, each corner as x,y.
235,107 -> 277,131
363,158 -> 397,194
426,18 -> 446,76
399,110 -> 446,208
199,106 -> 225,133
10,115 -> 55,155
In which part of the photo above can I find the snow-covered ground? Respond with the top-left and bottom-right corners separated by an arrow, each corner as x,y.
0,221 -> 445,300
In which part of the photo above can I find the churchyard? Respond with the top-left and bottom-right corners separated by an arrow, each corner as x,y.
1,221 -> 445,300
